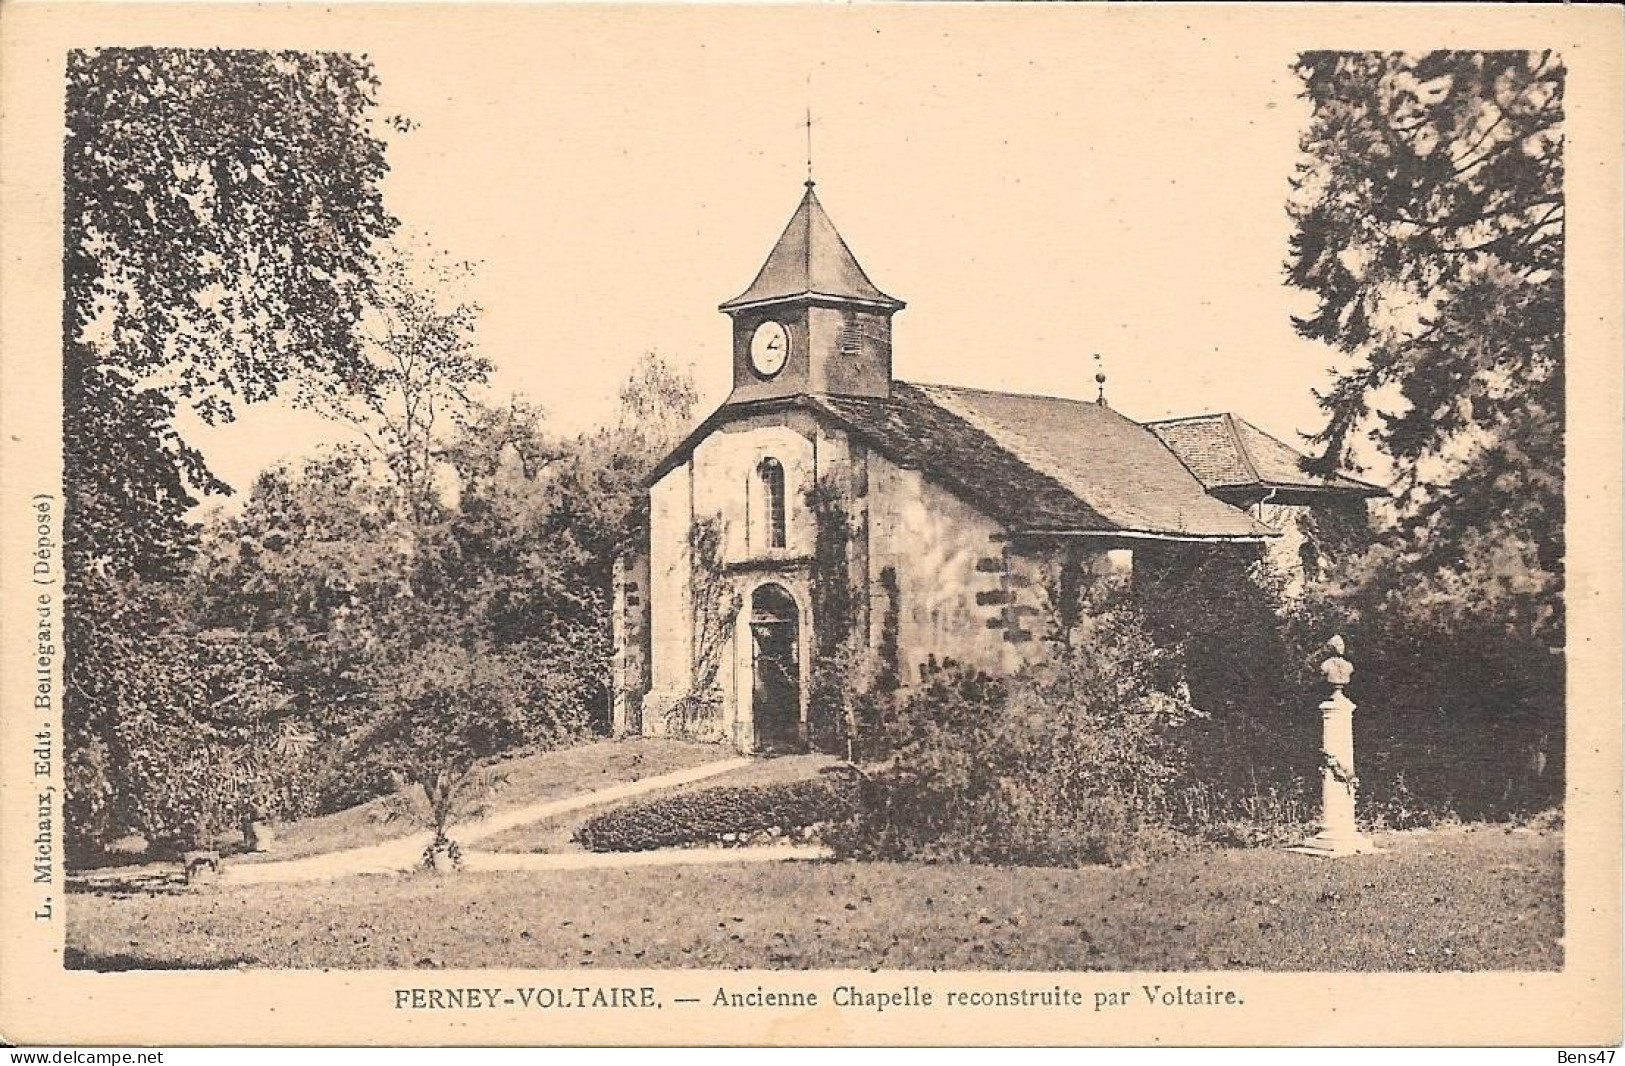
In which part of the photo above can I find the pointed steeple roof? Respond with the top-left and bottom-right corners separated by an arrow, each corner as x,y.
720,182 -> 904,313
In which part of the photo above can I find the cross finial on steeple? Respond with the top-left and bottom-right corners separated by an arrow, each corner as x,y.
804,79 -> 815,188
1094,353 -> 1108,406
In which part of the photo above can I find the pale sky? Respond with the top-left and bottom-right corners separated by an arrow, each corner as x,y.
183,5 -> 1366,498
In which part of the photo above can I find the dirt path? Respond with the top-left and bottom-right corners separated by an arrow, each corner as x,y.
459,843 -> 833,872
220,756 -> 754,885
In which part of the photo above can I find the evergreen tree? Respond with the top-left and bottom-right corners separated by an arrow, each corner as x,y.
1288,51 -> 1563,644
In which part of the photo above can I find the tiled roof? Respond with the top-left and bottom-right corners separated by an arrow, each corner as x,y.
808,387 -> 1117,534
746,383 -> 1271,539
1143,415 -> 1256,488
900,384 -> 1273,536
1146,413 -> 1385,496
719,184 -> 904,312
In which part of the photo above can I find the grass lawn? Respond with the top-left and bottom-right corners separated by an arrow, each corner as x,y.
95,738 -> 734,867
65,823 -> 1559,972
477,752 -> 840,854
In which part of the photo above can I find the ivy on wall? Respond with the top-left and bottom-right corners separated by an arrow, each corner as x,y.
876,565 -> 901,693
806,479 -> 900,759
807,480 -> 856,755
663,517 -> 740,741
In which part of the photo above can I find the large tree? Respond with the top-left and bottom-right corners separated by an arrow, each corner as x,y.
63,48 -> 397,851
1288,51 -> 1564,644
64,46 -> 397,576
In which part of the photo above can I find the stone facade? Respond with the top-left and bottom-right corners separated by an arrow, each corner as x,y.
613,181 -> 1379,754
622,413 -> 1145,752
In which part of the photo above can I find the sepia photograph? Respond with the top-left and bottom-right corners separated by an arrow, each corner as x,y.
0,0 -> 1619,1048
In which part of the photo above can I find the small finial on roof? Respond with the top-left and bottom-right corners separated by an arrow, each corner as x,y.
1094,353 -> 1108,406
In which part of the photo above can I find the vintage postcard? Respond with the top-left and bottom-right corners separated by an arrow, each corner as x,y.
0,0 -> 1620,1049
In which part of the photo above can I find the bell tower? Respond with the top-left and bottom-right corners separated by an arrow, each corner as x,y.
720,181 -> 905,404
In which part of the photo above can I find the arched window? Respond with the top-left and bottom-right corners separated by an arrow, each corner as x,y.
758,458 -> 787,549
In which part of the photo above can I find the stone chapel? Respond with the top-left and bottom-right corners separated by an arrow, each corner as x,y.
611,180 -> 1381,754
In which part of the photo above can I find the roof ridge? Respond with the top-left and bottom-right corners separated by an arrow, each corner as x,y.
903,379 -> 1097,409
1231,414 -> 1319,460
1145,420 -> 1222,490
801,186 -> 815,284
1222,412 -> 1265,485
1142,411 -> 1231,426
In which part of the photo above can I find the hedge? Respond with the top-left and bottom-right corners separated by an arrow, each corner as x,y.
574,775 -> 856,852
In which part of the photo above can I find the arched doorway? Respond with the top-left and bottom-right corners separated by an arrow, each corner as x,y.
749,583 -> 803,753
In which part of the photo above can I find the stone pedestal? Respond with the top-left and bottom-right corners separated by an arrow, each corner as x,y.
1290,637 -> 1378,858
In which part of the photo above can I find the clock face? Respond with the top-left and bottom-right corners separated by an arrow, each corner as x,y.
749,320 -> 790,378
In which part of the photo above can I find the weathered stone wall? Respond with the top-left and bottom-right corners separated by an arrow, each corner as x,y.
866,452 -> 1052,682
1228,493 -> 1375,593
610,547 -> 651,737
692,413 -> 821,564
645,412 -> 824,745
807,305 -> 891,399
1256,500 -> 1312,581
1251,497 -> 1376,598
645,461 -> 693,734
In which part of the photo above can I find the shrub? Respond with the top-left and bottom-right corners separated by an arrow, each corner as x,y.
73,621 -> 312,856
575,776 -> 856,852
661,687 -> 728,743
1169,704 -> 1318,843
1128,545 -> 1321,837
1134,544 -> 1291,716
374,766 -> 511,871
356,637 -> 538,862
836,596 -> 1198,868
64,738 -> 118,864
